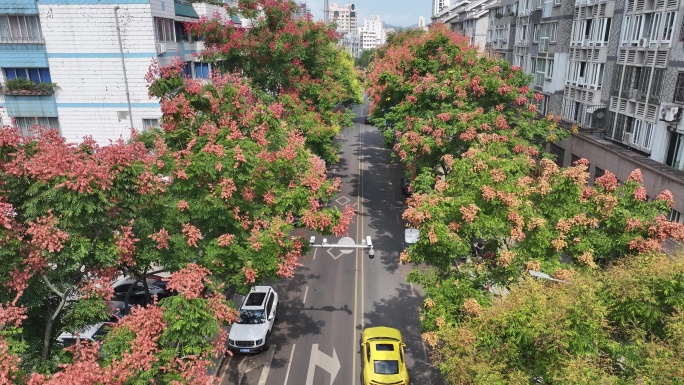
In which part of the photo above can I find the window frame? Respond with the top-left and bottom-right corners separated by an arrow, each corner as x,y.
0,15 -> 43,43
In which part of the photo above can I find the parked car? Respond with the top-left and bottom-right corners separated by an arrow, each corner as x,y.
227,286 -> 279,353
401,178 -> 412,196
56,321 -> 116,348
112,278 -> 169,306
361,326 -> 409,385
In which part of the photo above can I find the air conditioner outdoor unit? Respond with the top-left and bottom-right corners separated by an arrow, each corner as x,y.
629,89 -> 639,99
638,37 -> 649,47
623,132 -> 632,144
661,106 -> 682,122
578,76 -> 585,85
156,43 -> 167,54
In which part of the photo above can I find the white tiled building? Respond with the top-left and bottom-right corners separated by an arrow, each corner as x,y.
0,0 -> 233,144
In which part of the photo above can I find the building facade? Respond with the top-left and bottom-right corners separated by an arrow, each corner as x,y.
327,3 -> 358,34
442,0 -> 492,48
475,0 -> 684,221
0,0 -> 233,144
433,0 -> 453,19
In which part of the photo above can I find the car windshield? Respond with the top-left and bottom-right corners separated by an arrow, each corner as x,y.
374,360 -> 399,374
238,310 -> 265,324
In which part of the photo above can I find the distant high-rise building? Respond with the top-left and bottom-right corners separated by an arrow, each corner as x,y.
327,3 -> 358,34
292,2 -> 311,21
418,16 -> 427,30
432,0 -> 451,17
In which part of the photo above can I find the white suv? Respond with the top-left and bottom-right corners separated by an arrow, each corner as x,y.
227,286 -> 279,353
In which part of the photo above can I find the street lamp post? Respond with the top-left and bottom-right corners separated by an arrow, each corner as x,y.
309,235 -> 375,259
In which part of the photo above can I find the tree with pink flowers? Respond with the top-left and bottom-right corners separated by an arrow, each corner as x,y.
186,0 -> 363,163
366,25 -> 684,382
0,2 -> 358,379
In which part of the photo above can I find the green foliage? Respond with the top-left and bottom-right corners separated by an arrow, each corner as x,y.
2,78 -> 57,94
430,254 -> 684,384
355,49 -> 376,69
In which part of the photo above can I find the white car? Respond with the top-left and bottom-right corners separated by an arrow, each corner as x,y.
227,286 -> 279,353
57,322 -> 115,347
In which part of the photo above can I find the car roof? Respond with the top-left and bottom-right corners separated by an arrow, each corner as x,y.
369,340 -> 402,361
241,286 -> 275,309
363,326 -> 403,342
57,322 -> 110,341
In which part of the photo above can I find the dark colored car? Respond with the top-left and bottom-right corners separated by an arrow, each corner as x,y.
401,178 -> 412,196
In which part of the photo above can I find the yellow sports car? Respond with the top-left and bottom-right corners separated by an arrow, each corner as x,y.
360,326 -> 409,385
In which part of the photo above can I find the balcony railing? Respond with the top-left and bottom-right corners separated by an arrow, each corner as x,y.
560,99 -> 608,132
0,36 -> 45,44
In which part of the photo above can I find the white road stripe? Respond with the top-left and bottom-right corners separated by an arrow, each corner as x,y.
303,286 -> 309,304
283,344 -> 296,385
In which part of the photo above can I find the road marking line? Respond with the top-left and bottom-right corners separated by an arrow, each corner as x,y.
352,123 -> 365,384
303,286 -> 308,304
283,344 -> 295,385
313,247 -> 318,260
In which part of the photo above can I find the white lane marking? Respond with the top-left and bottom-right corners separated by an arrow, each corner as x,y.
306,344 -> 341,385
237,345 -> 275,385
313,248 -> 318,260
283,344 -> 296,385
303,286 -> 309,304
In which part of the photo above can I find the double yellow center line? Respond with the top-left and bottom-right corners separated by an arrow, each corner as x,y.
351,121 -> 365,384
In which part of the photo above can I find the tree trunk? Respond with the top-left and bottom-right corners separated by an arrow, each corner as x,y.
41,276 -> 68,362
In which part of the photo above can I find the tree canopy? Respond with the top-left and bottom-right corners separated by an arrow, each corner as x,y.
366,25 -> 684,383
0,0 -> 360,382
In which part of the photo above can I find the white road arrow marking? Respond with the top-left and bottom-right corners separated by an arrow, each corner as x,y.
306,344 -> 341,385
237,345 -> 275,385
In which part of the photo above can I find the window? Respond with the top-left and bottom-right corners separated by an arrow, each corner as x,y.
533,24 -> 539,42
13,117 -> 59,135
142,118 -> 159,131
679,15 -> 684,41
669,209 -> 683,223
662,11 -> 676,42
643,122 -> 654,149
649,68 -> 664,103
154,17 -> 175,42
0,15 -> 42,43
674,73 -> 684,103
549,22 -> 557,42
174,21 -> 191,42
546,59 -> 554,78
594,167 -> 605,180
4,68 -> 51,83
621,16 -> 632,46
650,13 -> 661,42
194,63 -> 210,79
265,294 -> 274,318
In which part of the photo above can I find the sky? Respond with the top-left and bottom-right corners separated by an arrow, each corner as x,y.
303,0 -> 431,27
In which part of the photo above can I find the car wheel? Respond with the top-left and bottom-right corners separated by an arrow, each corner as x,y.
263,333 -> 271,351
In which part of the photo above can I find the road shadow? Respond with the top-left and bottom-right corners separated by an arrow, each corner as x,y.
361,283 -> 445,385
353,127 -> 410,273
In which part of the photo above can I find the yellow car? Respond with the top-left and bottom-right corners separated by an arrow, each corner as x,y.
360,326 -> 409,385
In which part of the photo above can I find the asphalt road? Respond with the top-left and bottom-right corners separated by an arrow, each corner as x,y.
219,108 -> 443,385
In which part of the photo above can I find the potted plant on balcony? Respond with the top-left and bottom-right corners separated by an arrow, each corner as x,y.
1,78 -> 57,96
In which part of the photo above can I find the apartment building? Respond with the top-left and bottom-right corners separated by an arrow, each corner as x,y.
485,1 -> 518,62
449,0 -> 684,222
327,3 -> 358,34
442,0 -> 492,48
0,0 -> 234,144
433,0 -> 454,20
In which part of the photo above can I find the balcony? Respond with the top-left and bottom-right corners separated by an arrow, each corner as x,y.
560,100 -> 608,132
0,36 -> 44,44
0,78 -> 56,96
